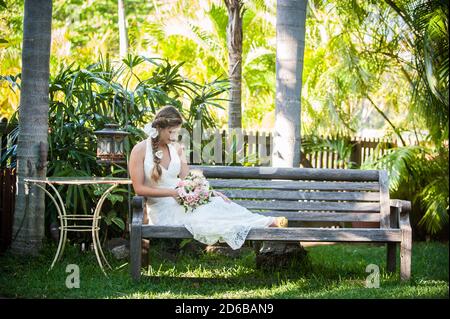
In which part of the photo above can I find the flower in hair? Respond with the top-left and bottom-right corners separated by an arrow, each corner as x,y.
154,150 -> 163,159
143,122 -> 159,138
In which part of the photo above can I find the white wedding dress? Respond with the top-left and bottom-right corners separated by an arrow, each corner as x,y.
143,138 -> 276,250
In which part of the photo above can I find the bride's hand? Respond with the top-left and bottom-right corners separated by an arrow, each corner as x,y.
213,190 -> 231,203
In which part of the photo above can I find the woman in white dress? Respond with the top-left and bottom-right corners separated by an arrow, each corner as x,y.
129,105 -> 288,250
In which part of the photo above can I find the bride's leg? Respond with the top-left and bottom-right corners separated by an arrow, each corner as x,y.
143,206 -> 149,225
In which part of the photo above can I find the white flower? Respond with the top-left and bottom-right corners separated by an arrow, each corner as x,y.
154,150 -> 163,159
143,123 -> 159,138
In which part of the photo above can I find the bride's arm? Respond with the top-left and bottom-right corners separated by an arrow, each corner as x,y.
173,142 -> 190,179
171,142 -> 231,202
129,142 -> 178,198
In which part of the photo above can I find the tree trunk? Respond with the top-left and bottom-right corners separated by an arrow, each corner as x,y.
10,0 -> 52,255
258,0 -> 308,266
273,0 -> 307,167
225,0 -> 243,129
206,0 -> 244,255
118,0 -> 129,58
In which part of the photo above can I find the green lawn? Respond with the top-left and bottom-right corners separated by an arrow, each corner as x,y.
0,240 -> 448,299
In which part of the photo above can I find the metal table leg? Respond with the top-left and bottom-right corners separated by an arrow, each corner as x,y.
92,184 -> 118,273
26,179 -> 128,277
31,183 -> 66,272
47,183 -> 68,262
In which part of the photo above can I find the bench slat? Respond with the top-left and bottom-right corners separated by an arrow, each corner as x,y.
209,179 -> 380,191
141,225 -> 401,242
196,165 -> 380,181
220,189 -> 381,201
253,211 -> 381,222
233,200 -> 381,211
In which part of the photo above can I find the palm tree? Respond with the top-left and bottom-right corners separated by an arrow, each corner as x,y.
10,0 -> 52,255
364,0 -> 449,236
272,0 -> 307,167
224,0 -> 244,129
136,0 -> 276,129
257,0 -> 308,262
384,0 -> 448,145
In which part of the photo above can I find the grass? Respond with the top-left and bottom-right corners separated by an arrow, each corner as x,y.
0,240 -> 448,299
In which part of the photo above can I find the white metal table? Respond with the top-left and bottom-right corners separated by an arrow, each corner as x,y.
24,177 -> 132,275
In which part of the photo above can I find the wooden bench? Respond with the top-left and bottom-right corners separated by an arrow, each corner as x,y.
130,165 -> 412,281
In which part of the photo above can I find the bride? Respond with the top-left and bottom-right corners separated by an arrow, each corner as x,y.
129,105 -> 288,250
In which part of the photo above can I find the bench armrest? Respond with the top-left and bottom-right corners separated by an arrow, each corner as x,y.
130,195 -> 145,230
390,199 -> 411,213
390,199 -> 412,232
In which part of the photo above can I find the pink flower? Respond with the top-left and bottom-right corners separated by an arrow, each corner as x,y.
176,171 -> 213,213
177,187 -> 187,197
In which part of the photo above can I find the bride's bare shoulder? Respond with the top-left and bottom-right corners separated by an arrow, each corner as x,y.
130,140 -> 147,157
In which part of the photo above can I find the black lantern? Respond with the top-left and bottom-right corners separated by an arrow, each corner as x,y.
94,123 -> 130,165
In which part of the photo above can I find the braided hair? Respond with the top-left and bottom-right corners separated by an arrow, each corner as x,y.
150,105 -> 183,183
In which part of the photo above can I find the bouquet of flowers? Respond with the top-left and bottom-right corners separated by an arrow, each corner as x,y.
175,169 -> 214,213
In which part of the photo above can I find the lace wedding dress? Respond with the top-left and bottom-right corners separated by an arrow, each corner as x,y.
143,138 -> 277,250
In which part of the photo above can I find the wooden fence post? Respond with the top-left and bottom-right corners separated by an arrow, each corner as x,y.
351,136 -> 362,168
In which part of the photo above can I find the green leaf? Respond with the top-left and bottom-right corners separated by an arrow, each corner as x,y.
107,193 -> 124,205
111,217 -> 125,230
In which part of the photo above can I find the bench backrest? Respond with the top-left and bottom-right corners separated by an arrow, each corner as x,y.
194,165 -> 391,229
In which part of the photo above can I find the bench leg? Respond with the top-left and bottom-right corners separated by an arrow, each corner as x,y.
130,224 -> 142,281
392,199 -> 412,281
130,196 -> 145,281
400,229 -> 412,281
386,243 -> 397,273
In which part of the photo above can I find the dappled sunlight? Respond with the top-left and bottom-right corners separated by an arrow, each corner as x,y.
0,242 -> 447,298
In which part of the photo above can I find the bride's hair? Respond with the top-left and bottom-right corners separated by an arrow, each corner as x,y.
150,105 -> 183,183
